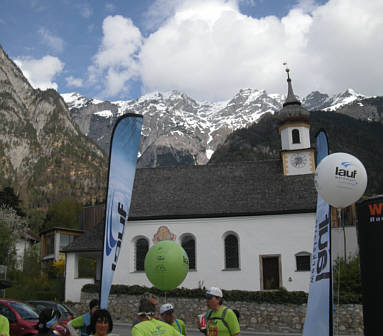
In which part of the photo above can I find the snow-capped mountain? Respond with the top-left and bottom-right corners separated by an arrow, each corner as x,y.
63,89 -> 285,167
62,87 -> 376,168
302,88 -> 370,111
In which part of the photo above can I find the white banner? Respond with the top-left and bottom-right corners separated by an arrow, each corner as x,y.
302,130 -> 333,336
100,114 -> 143,309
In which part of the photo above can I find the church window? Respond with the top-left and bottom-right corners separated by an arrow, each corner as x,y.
295,252 -> 311,271
224,233 -> 239,269
135,237 -> 149,271
181,234 -> 196,270
292,129 -> 300,144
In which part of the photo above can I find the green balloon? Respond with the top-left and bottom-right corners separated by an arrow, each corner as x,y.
144,240 -> 189,291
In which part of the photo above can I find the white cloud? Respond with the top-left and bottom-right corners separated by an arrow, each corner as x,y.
65,76 -> 83,87
91,0 -> 383,100
15,56 -> 64,90
39,28 -> 64,53
88,15 -> 142,97
138,0 -> 383,100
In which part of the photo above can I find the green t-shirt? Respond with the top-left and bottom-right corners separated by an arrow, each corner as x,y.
132,319 -> 182,336
0,314 -> 9,336
172,319 -> 186,336
206,306 -> 240,336
70,315 -> 85,328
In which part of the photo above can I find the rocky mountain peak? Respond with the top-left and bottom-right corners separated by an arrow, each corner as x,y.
0,45 -> 107,211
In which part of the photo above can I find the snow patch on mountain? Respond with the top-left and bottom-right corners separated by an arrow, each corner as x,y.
61,87 -> 370,167
323,89 -> 369,111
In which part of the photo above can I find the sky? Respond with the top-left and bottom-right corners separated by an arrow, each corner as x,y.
1,0 -> 382,102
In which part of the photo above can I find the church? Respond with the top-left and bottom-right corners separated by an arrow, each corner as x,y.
63,72 -> 322,302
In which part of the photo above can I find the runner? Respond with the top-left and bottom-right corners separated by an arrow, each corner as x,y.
0,314 -> 9,336
131,300 -> 182,336
204,287 -> 240,336
160,303 -> 187,335
69,299 -> 99,336
36,308 -> 71,336
87,309 -> 113,336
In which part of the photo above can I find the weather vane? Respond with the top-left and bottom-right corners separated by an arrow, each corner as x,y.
283,62 -> 290,79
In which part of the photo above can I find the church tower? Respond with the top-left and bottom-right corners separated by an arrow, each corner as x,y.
278,68 -> 315,176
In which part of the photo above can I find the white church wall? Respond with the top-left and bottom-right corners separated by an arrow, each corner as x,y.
112,213 -> 316,293
65,252 -> 94,302
331,226 -> 359,261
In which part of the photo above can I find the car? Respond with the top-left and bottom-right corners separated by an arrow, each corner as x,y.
26,301 -> 75,324
0,299 -> 38,336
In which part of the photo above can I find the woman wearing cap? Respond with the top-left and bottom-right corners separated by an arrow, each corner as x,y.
160,303 -> 187,336
36,308 -> 71,336
87,309 -> 113,336
203,287 -> 240,336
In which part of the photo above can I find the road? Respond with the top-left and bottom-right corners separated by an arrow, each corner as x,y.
112,323 -> 300,336
112,323 -> 359,336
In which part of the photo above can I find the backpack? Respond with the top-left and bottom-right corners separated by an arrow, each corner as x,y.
206,307 -> 231,335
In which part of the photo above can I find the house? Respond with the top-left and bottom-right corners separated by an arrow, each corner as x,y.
40,227 -> 83,263
63,72 -> 358,302
15,229 -> 40,270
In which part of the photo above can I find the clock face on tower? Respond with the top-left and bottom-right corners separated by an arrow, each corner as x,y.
290,152 -> 308,168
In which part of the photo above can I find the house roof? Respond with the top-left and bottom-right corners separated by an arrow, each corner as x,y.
39,227 -> 84,236
63,160 -> 317,253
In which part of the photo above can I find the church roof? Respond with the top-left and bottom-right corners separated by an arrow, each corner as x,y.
63,160 -> 317,252
277,69 -> 310,124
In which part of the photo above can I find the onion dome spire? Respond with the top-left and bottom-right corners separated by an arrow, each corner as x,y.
283,67 -> 301,107
278,64 -> 309,124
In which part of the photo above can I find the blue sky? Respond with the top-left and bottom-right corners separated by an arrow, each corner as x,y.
1,0 -> 382,101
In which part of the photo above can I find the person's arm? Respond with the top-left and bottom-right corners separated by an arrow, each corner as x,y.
69,315 -> 85,328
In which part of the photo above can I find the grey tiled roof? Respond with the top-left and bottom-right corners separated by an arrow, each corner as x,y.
63,160 -> 317,252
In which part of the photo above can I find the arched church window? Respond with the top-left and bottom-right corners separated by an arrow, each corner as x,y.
181,234 -> 196,270
224,233 -> 239,269
135,237 -> 149,271
292,129 -> 300,144
295,251 -> 311,271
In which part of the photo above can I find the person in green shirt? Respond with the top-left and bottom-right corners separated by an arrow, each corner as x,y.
0,314 -> 9,336
204,287 -> 240,336
132,300 -> 182,336
160,303 -> 187,335
68,299 -> 99,336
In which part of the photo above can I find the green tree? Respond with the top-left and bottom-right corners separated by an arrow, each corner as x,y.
0,204 -> 27,268
0,187 -> 25,217
333,255 -> 362,303
43,197 -> 81,230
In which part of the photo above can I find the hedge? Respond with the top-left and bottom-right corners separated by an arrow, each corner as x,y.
82,284 -> 309,304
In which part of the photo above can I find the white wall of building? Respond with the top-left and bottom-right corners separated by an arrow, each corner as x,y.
65,214 -> 362,302
113,213 -> 315,292
65,252 -> 94,302
280,126 -> 310,150
331,226 -> 359,261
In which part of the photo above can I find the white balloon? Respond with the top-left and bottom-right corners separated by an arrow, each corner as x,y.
314,152 -> 367,208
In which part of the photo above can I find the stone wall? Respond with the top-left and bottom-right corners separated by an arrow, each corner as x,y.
66,293 -> 363,335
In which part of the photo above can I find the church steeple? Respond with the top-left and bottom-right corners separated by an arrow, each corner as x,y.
278,65 -> 315,176
278,66 -> 309,124
283,68 -> 301,107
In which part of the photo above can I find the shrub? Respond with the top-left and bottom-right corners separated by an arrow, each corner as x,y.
82,284 -> 308,304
